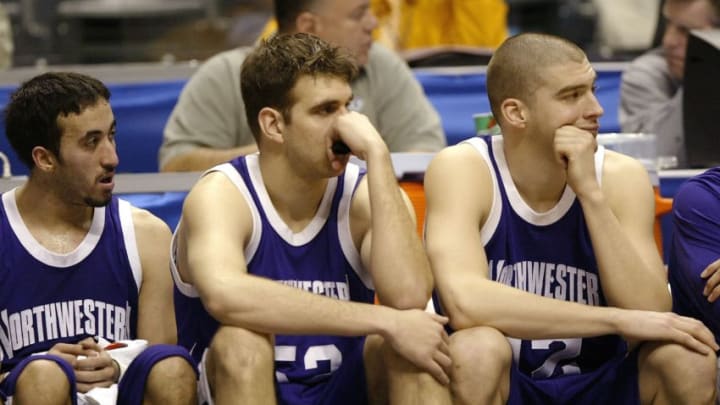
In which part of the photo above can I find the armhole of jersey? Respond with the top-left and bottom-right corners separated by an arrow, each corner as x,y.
213,163 -> 262,261
169,223 -> 199,298
338,164 -> 374,290
170,163 -> 263,298
595,145 -> 605,186
464,138 -> 502,245
118,199 -> 142,293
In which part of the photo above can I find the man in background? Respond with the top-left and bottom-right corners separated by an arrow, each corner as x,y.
620,0 -> 719,168
159,0 -> 445,172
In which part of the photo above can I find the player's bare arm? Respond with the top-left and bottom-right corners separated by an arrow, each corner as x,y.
177,172 -> 451,382
426,144 -> 717,354
337,112 -> 434,309
593,150 -> 669,310
133,207 -> 176,344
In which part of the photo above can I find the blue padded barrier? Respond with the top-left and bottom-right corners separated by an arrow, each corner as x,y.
0,69 -> 624,175
0,79 -> 187,175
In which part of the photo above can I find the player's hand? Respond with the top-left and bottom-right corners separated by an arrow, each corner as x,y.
47,337 -> 98,368
553,126 -> 599,198
385,309 -> 452,385
701,259 -> 720,302
616,310 -> 719,355
74,339 -> 118,393
330,112 -> 387,163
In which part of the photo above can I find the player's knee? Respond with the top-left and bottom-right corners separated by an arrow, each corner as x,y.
208,326 -> 274,377
641,342 -> 717,402
450,326 -> 512,372
15,359 -> 72,403
146,355 -> 198,393
145,356 -> 198,405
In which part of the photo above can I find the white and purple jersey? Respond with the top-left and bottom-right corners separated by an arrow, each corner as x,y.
451,136 -> 625,379
0,190 -> 142,374
172,154 -> 375,389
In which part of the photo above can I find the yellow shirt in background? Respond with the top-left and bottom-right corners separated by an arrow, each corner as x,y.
260,0 -> 508,51
391,0 -> 508,50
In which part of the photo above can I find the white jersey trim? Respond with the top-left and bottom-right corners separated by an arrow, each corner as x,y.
245,154 -> 336,247
463,138 -> 502,245
169,220 -> 199,298
337,164 -> 373,290
2,188 -> 104,268
213,160 -> 262,261
488,137 -> 605,226
170,159 -> 265,298
118,199 -> 142,293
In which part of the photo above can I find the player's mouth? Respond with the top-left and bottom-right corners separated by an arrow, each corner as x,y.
98,173 -> 115,190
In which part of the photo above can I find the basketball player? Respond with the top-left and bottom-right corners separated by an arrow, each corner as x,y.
171,33 -> 451,404
425,33 -> 718,404
0,72 -> 197,405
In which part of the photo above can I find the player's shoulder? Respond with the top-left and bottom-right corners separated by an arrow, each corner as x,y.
128,204 -> 171,236
601,149 -> 649,180
427,142 -> 489,179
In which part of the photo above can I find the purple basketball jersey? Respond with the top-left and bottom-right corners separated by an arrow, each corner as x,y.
432,136 -> 628,380
172,155 -> 374,404
0,191 -> 141,374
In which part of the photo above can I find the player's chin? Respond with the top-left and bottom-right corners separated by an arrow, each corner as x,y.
84,192 -> 113,207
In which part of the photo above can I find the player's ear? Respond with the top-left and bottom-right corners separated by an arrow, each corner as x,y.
31,146 -> 57,173
258,107 -> 285,146
296,11 -> 319,34
501,98 -> 527,129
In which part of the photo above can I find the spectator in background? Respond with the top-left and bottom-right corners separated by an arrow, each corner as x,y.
620,0 -> 719,168
371,0 -> 508,51
159,0 -> 445,172
0,3 -> 13,69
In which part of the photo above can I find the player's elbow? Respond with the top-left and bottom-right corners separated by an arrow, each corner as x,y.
376,280 -> 433,310
438,292 -> 479,331
199,284 -> 240,324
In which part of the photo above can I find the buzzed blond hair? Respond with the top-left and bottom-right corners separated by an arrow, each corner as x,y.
487,33 -> 586,123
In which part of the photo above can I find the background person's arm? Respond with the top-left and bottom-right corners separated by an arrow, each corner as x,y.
159,50 -> 256,172
619,51 -> 684,163
364,45 -> 446,152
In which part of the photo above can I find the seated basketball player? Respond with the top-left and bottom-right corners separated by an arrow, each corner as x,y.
0,72 -> 197,405
170,33 -> 451,405
424,33 -> 718,404
669,167 -> 720,346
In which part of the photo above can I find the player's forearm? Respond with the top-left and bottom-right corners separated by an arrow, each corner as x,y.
578,191 -> 671,311
443,276 -> 622,339
200,273 -> 398,337
161,144 -> 258,172
365,147 -> 433,309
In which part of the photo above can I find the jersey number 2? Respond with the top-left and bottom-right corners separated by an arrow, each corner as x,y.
530,338 -> 582,378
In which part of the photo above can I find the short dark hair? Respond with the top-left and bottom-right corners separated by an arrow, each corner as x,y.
487,33 -> 586,123
4,72 -> 110,170
241,33 -> 358,140
711,0 -> 720,22
275,0 -> 320,33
